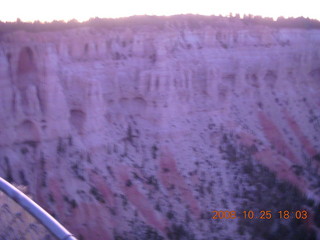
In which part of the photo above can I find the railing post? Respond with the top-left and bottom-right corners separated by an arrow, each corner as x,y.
0,177 -> 77,240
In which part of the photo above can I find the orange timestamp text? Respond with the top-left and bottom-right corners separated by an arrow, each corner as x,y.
211,210 -> 308,220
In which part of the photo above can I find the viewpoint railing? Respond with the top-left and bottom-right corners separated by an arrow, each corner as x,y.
0,177 -> 77,240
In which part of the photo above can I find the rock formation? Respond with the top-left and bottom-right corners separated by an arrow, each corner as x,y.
0,16 -> 320,240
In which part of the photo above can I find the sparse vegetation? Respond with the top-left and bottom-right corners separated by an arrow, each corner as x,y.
89,187 -> 105,204
1,15 -> 320,35
167,224 -> 195,240
218,130 -> 318,240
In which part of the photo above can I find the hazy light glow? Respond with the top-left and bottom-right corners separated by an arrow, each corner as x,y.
1,0 -> 319,22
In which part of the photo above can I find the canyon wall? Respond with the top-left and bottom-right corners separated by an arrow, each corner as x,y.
0,17 -> 320,239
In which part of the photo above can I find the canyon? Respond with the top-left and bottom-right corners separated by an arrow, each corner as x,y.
0,16 -> 320,239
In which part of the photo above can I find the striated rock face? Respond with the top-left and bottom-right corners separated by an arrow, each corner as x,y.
0,17 -> 320,239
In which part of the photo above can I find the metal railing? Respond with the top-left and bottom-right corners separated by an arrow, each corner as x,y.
0,177 -> 77,240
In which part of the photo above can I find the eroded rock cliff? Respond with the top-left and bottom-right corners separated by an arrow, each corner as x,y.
0,16 -> 320,239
